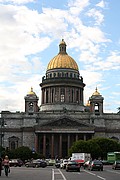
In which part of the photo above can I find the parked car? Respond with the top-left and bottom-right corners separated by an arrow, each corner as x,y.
66,161 -> 80,172
25,159 -> 47,168
55,160 -> 61,168
112,161 -> 120,170
9,159 -> 23,167
60,159 -> 68,169
101,160 -> 110,165
88,160 -> 103,171
46,159 -> 56,166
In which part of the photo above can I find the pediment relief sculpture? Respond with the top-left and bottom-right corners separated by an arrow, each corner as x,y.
41,117 -> 90,128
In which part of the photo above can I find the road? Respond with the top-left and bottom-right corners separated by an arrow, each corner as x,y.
0,165 -> 120,180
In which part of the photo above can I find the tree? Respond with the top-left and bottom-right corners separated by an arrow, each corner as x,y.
69,140 -> 89,156
93,137 -> 120,159
68,137 -> 120,160
3,146 -> 34,161
87,139 -> 102,159
69,139 -> 102,159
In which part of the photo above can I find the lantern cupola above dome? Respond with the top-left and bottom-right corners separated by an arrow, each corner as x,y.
59,39 -> 67,54
47,39 -> 79,71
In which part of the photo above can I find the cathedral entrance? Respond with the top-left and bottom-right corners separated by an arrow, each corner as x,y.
37,131 -> 93,159
62,141 -> 67,158
38,133 -> 73,158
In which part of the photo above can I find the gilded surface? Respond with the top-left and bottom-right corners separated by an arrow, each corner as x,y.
92,87 -> 100,96
47,54 -> 79,71
27,87 -> 36,95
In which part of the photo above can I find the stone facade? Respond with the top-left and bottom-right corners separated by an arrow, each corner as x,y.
0,40 -> 120,158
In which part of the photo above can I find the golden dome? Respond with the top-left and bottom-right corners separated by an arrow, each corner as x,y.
86,100 -> 90,106
47,39 -> 79,71
27,87 -> 36,95
47,54 -> 79,71
92,87 -> 100,96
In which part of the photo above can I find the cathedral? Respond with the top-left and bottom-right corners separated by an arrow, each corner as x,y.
1,39 -> 120,158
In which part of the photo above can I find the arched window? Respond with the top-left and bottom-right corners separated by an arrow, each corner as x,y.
66,73 -> 68,77
72,89 -> 74,102
29,102 -> 33,112
76,90 -> 79,103
68,89 -> 71,102
8,136 -> 19,150
11,141 -> 15,150
46,90 -> 48,103
60,88 -> 65,102
95,103 -> 99,112
51,89 -> 54,103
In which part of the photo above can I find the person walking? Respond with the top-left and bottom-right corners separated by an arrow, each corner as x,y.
3,155 -> 10,176
0,157 -> 3,176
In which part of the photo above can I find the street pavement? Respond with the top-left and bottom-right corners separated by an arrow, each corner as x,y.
0,165 -> 120,180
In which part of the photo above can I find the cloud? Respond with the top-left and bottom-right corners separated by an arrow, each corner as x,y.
0,0 -> 36,4
0,0 -> 118,112
86,8 -> 104,25
68,0 -> 90,16
81,70 -> 103,104
0,74 -> 42,112
92,51 -> 120,71
96,0 -> 105,8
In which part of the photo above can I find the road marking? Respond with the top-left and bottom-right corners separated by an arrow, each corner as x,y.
97,175 -> 106,180
107,169 -> 120,175
58,169 -> 67,180
52,169 -> 67,180
84,170 -> 96,176
84,170 -> 106,180
52,169 -> 54,180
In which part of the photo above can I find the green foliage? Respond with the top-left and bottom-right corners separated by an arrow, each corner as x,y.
13,146 -> 33,161
87,139 -> 102,159
2,146 -> 41,161
1,146 -> 46,161
0,146 -> 5,157
93,137 -> 120,158
69,137 -> 120,160
69,140 -> 89,156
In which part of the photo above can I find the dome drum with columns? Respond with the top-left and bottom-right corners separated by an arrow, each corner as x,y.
40,39 -> 85,111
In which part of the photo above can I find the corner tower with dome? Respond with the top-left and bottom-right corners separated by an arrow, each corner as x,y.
40,39 -> 85,112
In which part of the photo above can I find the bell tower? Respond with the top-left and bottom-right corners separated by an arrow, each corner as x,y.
24,87 -> 39,114
89,87 -> 104,115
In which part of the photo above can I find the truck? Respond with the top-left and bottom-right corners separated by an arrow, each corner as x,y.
107,152 -> 120,164
70,153 -> 91,166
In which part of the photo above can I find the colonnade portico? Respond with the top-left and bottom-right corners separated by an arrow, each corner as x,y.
34,131 -> 94,158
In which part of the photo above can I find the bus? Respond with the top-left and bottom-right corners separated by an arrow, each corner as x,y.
107,152 -> 120,164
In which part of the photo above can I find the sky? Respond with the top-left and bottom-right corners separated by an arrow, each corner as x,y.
0,0 -> 120,113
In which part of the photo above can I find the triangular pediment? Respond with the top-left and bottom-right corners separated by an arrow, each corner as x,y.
40,116 -> 92,128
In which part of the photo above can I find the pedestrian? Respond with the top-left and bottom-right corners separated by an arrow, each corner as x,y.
3,155 -> 10,176
0,157 -> 3,176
